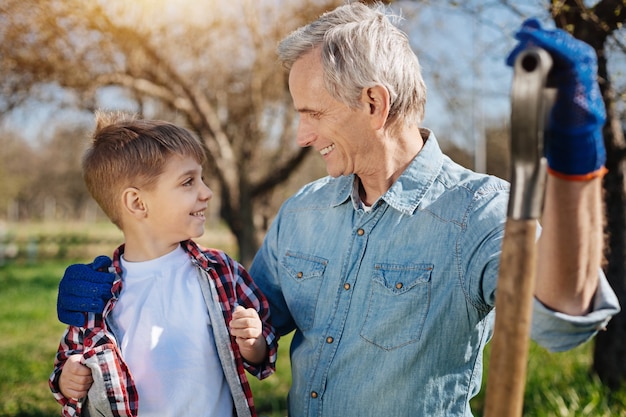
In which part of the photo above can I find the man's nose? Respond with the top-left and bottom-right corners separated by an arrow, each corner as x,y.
296,121 -> 316,148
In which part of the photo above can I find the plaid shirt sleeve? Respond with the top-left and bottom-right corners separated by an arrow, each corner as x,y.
229,256 -> 279,379
49,313 -> 139,417
49,323 -> 86,412
188,242 -> 278,380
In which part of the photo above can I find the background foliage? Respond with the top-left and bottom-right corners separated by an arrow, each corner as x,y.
1,0 -> 626,414
1,224 -> 625,417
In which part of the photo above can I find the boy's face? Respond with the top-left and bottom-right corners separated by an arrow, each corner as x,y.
140,154 -> 212,246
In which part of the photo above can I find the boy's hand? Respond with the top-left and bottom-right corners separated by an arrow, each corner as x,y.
230,305 -> 267,364
59,355 -> 93,399
57,256 -> 116,327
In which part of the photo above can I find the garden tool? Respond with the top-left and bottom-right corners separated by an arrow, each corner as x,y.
483,46 -> 555,417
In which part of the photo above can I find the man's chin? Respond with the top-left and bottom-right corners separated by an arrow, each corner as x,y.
325,166 -> 346,178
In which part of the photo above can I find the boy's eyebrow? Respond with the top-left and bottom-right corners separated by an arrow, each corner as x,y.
177,167 -> 202,179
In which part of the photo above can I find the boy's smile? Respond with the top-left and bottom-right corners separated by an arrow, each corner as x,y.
124,154 -> 212,261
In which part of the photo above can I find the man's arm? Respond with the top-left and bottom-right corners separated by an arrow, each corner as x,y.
507,19 -> 609,317
535,175 -> 603,315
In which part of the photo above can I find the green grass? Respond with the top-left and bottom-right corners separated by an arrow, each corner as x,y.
1,258 -> 625,417
0,261 -> 68,417
471,342 -> 626,417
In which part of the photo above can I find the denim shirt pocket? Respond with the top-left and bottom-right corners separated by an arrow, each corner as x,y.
360,263 -> 433,350
281,251 -> 328,331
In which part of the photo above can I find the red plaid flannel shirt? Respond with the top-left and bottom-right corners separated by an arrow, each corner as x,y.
49,240 -> 277,417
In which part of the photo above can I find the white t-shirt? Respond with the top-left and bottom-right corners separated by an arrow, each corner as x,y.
110,245 -> 233,417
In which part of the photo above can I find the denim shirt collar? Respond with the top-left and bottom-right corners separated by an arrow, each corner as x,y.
329,129 -> 443,215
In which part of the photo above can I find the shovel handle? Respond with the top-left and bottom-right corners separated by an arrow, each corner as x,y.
483,219 -> 537,417
483,47 -> 555,416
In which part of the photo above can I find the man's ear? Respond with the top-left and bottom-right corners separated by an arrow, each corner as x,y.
122,187 -> 147,218
362,85 -> 390,130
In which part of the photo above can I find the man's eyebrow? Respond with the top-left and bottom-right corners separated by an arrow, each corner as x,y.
294,106 -> 318,114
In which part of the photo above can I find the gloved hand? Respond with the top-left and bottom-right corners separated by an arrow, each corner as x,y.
507,18 -> 607,180
57,255 -> 116,327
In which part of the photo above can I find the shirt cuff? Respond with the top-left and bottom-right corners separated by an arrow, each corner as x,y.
531,271 -> 621,352
243,329 -> 278,380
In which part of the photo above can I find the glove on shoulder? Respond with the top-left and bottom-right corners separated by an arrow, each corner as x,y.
57,255 -> 116,327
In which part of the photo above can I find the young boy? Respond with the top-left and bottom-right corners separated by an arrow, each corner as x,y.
49,111 -> 277,417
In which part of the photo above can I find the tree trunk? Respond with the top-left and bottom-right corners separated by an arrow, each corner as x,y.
594,75 -> 626,390
218,169 -> 259,268
595,146 -> 626,389
236,178 -> 259,268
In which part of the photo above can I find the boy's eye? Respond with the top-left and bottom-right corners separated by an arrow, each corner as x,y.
183,178 -> 193,186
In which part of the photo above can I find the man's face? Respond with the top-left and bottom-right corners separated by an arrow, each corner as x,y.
288,49 -> 375,178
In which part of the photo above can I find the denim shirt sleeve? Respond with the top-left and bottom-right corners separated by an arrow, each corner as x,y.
250,204 -> 298,337
459,183 -> 621,353
458,184 -> 508,311
531,270 -> 621,352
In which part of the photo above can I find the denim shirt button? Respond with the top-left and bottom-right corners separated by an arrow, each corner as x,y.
297,271 -> 303,279
395,282 -> 403,290
311,391 -> 318,399
357,228 -> 365,236
326,336 -> 334,344
343,283 -> 350,290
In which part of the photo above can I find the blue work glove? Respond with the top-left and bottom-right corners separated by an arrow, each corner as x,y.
57,255 -> 116,327
507,18 -> 607,180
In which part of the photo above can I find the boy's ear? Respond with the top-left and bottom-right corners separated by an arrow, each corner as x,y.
362,84 -> 390,130
122,187 -> 147,218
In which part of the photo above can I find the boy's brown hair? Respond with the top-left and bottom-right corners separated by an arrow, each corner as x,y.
83,111 -> 207,228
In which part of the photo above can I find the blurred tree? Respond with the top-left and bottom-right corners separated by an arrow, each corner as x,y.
441,123 -> 510,179
35,124 -> 93,220
0,128 -> 38,219
0,0 -> 342,265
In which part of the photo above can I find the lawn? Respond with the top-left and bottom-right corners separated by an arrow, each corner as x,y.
1,251 -> 625,416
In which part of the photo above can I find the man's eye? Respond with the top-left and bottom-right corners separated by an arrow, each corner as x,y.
302,111 -> 321,120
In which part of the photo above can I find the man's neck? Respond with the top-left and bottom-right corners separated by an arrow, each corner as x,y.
358,125 -> 425,205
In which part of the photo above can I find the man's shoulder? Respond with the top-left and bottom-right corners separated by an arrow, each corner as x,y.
416,155 -> 510,224
284,175 -> 351,208
438,155 -> 510,198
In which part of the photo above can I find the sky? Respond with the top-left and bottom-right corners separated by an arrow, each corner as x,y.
396,1 -> 536,151
5,0 -> 619,171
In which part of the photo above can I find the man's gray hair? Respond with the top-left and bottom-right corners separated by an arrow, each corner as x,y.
278,2 -> 427,127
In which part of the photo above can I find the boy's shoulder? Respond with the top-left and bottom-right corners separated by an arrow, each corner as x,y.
182,240 -> 235,268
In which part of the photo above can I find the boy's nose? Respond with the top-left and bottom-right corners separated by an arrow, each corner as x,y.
201,184 -> 213,201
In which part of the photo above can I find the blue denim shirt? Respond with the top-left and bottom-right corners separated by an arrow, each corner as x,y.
250,131 -> 619,417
